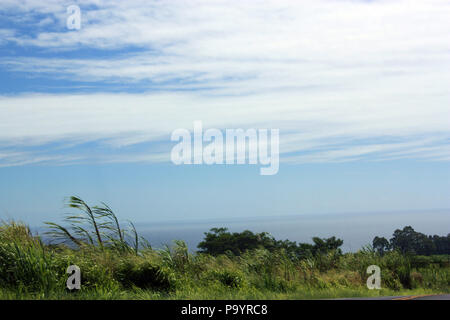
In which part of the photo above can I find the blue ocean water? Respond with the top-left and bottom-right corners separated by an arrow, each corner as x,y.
133,210 -> 450,252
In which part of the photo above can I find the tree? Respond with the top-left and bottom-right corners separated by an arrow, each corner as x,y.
373,226 -> 450,256
197,228 -> 277,256
197,228 -> 343,259
311,236 -> 343,255
372,236 -> 390,255
390,226 -> 434,255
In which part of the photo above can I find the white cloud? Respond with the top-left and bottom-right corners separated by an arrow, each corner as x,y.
0,0 -> 449,166
0,91 -> 449,166
1,0 -> 450,91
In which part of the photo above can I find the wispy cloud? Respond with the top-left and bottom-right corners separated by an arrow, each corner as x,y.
2,0 -> 450,92
0,91 -> 449,166
0,1 -> 449,167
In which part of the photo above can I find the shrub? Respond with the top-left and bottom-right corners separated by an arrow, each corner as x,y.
410,271 -> 423,287
57,249 -> 118,290
0,242 -> 64,292
209,270 -> 244,288
396,263 -> 412,289
115,260 -> 175,291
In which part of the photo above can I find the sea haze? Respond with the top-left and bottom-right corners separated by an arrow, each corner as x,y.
133,210 -> 450,252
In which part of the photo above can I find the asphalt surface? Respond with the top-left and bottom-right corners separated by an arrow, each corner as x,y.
340,294 -> 450,300
393,294 -> 450,300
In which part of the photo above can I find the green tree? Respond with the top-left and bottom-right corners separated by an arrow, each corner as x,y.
390,226 -> 435,255
372,236 -> 390,255
311,236 -> 343,255
197,228 -> 343,259
197,228 -> 277,256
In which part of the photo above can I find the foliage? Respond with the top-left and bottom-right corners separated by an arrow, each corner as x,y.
44,196 -> 150,254
197,227 -> 343,261
115,260 -> 174,290
372,236 -> 390,255
373,226 -> 450,256
0,198 -> 448,300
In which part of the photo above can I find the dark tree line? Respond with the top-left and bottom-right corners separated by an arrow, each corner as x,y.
373,226 -> 450,256
197,226 -> 450,259
197,227 -> 343,259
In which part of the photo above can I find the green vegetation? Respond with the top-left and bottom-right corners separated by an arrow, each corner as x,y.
0,197 -> 448,300
198,228 -> 343,260
373,226 -> 450,256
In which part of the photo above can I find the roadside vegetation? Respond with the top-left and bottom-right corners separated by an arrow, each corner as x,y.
0,196 -> 448,300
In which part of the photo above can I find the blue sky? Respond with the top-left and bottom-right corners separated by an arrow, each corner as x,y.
0,0 -> 449,227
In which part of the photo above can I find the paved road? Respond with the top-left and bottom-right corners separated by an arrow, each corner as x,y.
393,294 -> 450,300
340,294 -> 450,300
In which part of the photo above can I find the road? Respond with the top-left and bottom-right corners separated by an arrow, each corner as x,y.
341,294 -> 450,300
392,294 -> 450,300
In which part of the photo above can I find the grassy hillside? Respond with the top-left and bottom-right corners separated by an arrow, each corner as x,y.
0,219 -> 448,300
0,197 -> 448,300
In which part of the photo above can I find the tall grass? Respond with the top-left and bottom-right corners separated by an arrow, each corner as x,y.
44,196 -> 150,254
0,197 -> 448,299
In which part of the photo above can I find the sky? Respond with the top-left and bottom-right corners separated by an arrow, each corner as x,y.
0,0 -> 449,229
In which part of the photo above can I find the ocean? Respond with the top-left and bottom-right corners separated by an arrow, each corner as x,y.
133,210 -> 450,252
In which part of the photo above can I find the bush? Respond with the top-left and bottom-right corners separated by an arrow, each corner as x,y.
396,263 -> 412,289
115,261 -> 174,291
0,242 -> 64,292
57,249 -> 118,290
381,271 -> 403,291
209,270 -> 244,288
